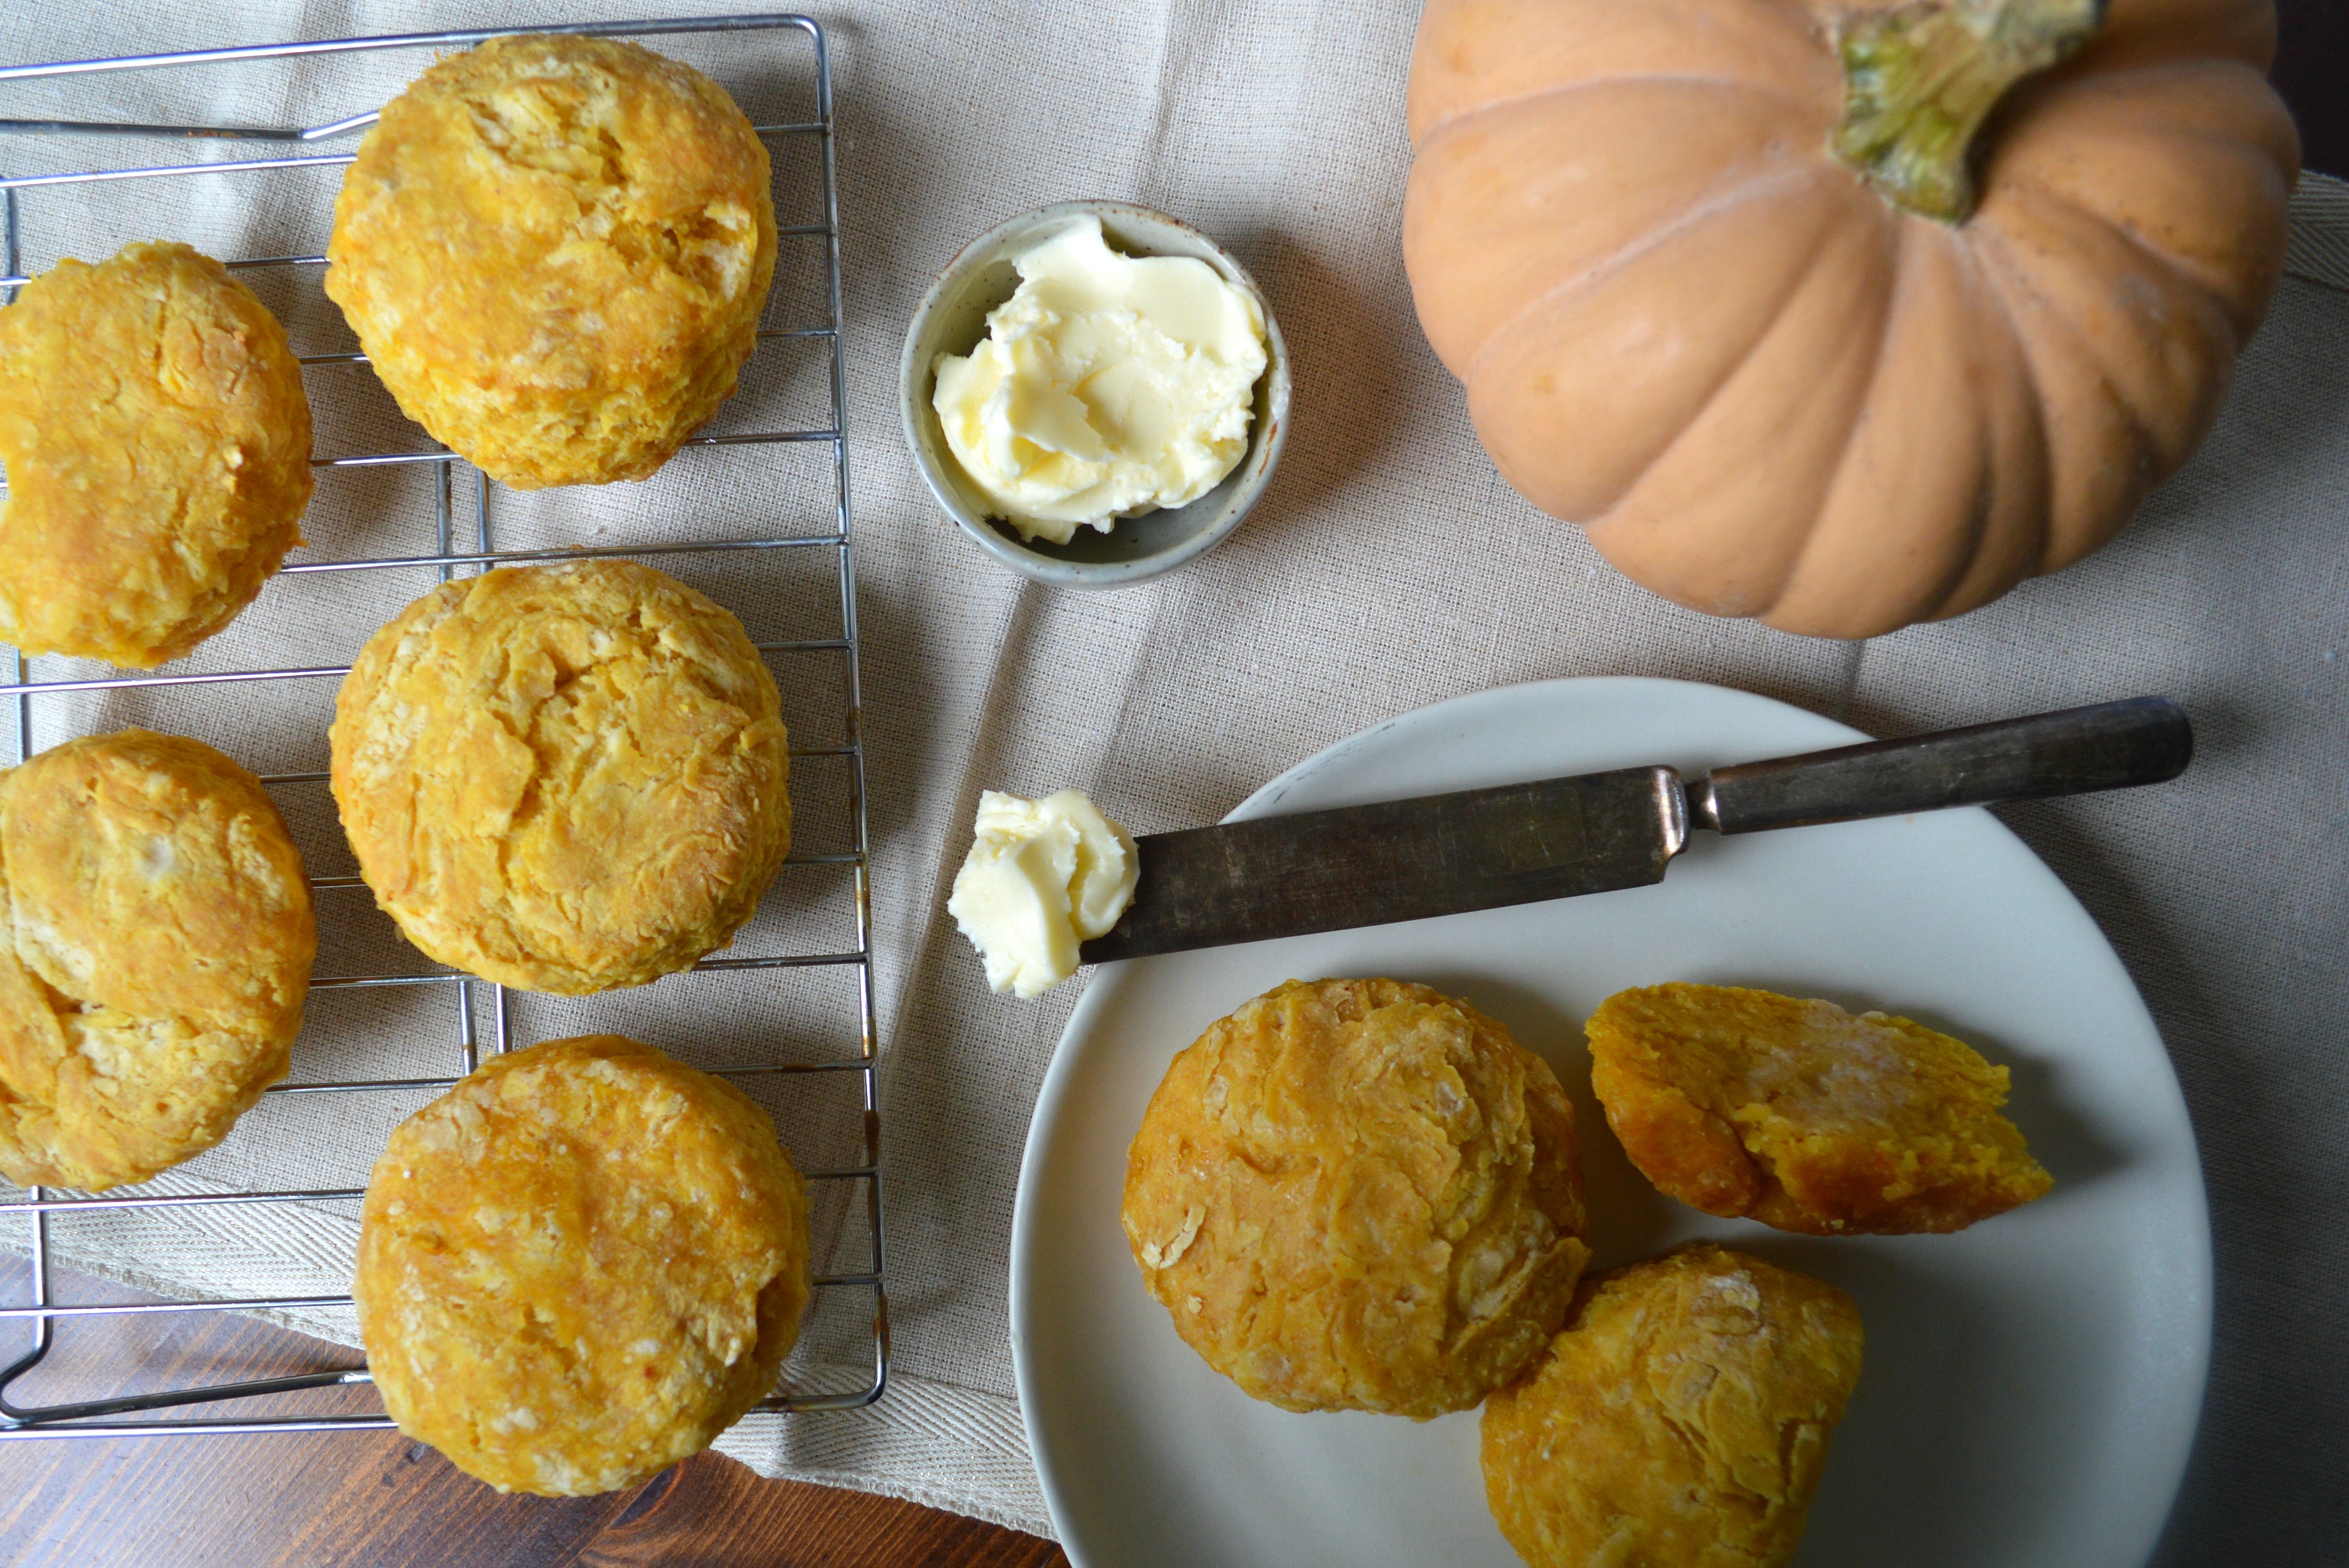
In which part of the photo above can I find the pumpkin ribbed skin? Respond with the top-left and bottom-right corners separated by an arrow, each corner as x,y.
1403,0 -> 2299,639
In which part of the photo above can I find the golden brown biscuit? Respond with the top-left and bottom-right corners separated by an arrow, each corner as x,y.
1121,978 -> 1592,1419
354,1035 -> 811,1495
1481,1245 -> 1864,1568
331,561 -> 790,994
325,34 -> 777,489
0,241 -> 313,668
1588,983 -> 2053,1235
0,730 -> 313,1188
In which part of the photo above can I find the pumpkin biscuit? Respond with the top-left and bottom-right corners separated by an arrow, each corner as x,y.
0,241 -> 313,668
355,1035 -> 811,1495
0,730 -> 314,1189
1481,1244 -> 1864,1568
325,34 -> 777,488
331,561 -> 791,994
1588,982 -> 2053,1234
1122,978 -> 1592,1419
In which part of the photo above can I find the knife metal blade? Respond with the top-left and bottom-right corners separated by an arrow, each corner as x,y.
1077,696 -> 2191,965
1077,768 -> 1684,964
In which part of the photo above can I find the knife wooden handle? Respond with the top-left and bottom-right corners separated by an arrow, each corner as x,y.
1691,697 -> 2193,836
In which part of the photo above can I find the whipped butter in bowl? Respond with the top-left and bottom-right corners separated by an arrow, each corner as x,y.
933,216 -> 1267,543
901,202 -> 1290,588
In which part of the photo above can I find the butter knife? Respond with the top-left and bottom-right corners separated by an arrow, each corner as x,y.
1078,697 -> 2190,964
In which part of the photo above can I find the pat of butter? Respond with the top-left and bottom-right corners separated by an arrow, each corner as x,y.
948,788 -> 1139,999
932,215 -> 1268,544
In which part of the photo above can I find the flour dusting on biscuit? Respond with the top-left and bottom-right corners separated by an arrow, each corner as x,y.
331,560 -> 791,994
0,242 -> 312,668
325,34 -> 777,487
355,1036 -> 811,1495
0,730 -> 314,1189
1122,977 -> 1592,1418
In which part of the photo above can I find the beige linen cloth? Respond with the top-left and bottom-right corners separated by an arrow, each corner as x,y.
1,3 -> 2344,1557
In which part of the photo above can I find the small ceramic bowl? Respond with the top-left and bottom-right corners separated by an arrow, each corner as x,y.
898,200 -> 1290,589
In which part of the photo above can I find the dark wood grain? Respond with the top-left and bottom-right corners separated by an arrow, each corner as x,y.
0,1261 -> 1064,1568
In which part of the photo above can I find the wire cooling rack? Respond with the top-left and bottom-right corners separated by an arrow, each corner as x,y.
0,15 -> 888,1438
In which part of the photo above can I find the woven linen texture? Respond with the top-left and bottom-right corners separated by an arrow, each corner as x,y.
1,5 -> 2343,1553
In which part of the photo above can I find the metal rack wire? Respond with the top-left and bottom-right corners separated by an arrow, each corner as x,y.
0,15 -> 888,1438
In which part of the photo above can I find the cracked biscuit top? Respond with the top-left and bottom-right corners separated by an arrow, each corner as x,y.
0,241 -> 313,668
354,1034 -> 811,1495
330,561 -> 790,994
1121,977 -> 1592,1420
1480,1245 -> 1864,1568
324,34 -> 777,488
0,729 -> 315,1189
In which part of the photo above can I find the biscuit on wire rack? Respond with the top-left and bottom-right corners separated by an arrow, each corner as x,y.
354,1035 -> 812,1495
1587,982 -> 2055,1234
1480,1244 -> 1864,1568
0,241 -> 313,669
324,33 -> 778,488
0,730 -> 315,1190
1122,977 -> 1593,1419
330,559 -> 791,994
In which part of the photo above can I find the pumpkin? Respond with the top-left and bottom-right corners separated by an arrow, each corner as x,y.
1403,0 -> 2299,639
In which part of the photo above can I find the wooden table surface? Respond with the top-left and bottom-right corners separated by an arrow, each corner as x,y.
1,18 -> 2341,1568
0,1258 -> 1064,1568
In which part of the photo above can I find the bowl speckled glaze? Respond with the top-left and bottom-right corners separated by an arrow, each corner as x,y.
898,200 -> 1290,589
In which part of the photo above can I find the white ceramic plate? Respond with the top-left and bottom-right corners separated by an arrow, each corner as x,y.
1010,677 -> 2209,1568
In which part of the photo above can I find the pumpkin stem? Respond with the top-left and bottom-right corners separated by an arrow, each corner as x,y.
1831,0 -> 2105,222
